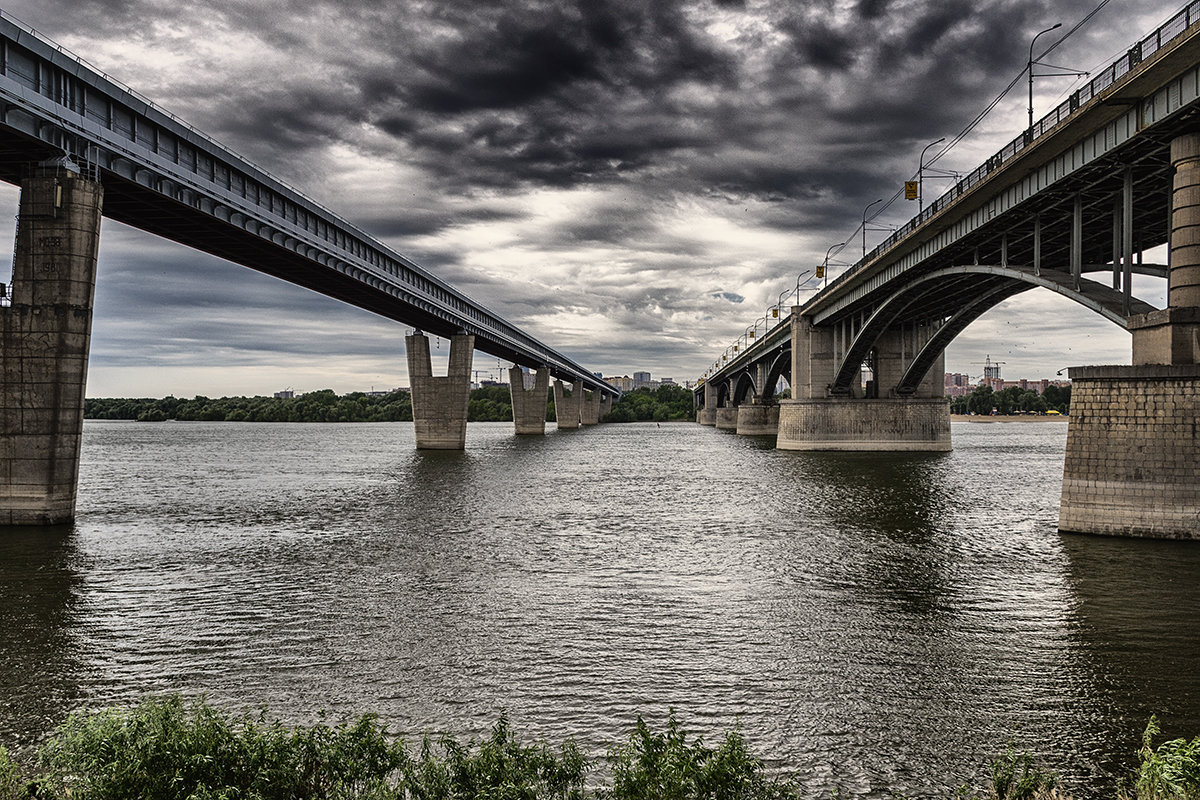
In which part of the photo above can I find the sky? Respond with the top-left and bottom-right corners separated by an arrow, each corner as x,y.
0,0 -> 1179,396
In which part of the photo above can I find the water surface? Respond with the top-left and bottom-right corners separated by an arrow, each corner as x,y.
3,420 -> 1199,797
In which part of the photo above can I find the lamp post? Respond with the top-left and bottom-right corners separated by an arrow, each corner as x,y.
1029,23 -> 1063,136
822,243 -> 845,289
862,198 -> 883,258
792,268 -> 814,307
776,288 -> 791,320
918,138 -> 945,215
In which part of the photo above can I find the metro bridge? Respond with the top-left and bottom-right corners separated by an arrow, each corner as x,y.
695,2 -> 1200,540
0,12 -> 616,525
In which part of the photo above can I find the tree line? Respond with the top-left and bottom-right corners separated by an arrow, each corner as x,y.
84,384 -> 697,424
949,383 -> 1071,416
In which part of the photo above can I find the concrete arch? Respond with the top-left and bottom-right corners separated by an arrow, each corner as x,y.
733,371 -> 757,405
762,349 -> 791,401
716,378 -> 732,407
831,263 -> 1160,394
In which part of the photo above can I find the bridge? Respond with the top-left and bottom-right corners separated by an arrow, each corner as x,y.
695,2 -> 1200,540
0,12 -> 618,525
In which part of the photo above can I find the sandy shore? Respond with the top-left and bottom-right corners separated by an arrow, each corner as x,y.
951,414 -> 1067,422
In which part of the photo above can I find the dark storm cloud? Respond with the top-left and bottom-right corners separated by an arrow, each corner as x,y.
0,0 -> 1170,390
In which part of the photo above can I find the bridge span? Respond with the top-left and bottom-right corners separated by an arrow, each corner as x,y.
0,13 -> 617,525
696,2 -> 1200,540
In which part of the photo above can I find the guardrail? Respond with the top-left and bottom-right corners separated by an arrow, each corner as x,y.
828,0 -> 1199,295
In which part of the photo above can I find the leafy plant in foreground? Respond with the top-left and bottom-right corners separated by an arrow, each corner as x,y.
606,712 -> 796,800
34,695 -> 404,800
987,742 -> 1057,800
0,746 -> 24,800
1127,716 -> 1200,800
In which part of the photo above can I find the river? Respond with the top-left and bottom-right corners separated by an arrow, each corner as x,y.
2,420 -> 1199,797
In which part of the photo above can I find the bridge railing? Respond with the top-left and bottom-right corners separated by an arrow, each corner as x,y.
824,0 -> 1200,299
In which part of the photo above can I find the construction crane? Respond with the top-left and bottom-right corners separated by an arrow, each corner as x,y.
971,355 -> 1005,382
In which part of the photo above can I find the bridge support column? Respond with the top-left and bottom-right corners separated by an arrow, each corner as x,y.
553,380 -> 581,429
508,366 -> 549,435
1059,366 -> 1200,538
715,403 -> 738,430
736,403 -> 778,435
1129,132 -> 1200,365
698,384 -> 717,425
406,332 -> 473,449
1061,132 -> 1200,538
580,390 -> 600,425
1,161 -> 103,526
872,327 -> 945,399
777,399 -> 950,451
599,393 -> 612,421
777,311 -> 949,450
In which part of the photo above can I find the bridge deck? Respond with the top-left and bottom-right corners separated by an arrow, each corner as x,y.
0,13 -> 617,395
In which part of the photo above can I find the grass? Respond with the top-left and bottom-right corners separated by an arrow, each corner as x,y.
2,698 -> 1198,799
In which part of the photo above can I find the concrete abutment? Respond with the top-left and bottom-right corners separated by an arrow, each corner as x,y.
776,398 -> 951,451
1,163 -> 103,525
1059,366 -> 1200,538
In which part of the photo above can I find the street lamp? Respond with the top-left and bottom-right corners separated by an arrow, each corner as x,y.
822,243 -> 845,289
1029,23 -> 1063,135
862,198 -> 883,258
918,138 -> 945,215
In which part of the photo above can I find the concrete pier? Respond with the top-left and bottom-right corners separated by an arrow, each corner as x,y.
776,310 -> 950,451
599,394 -> 612,421
698,382 -> 718,425
736,404 -> 779,436
508,366 -> 549,435
777,398 -> 950,451
580,390 -> 600,425
553,380 -> 581,429
715,407 -> 738,430
1,161 -> 103,525
1060,132 -> 1200,538
406,332 -> 473,449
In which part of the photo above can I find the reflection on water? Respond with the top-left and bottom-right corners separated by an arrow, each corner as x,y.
0,525 -> 83,755
0,420 -> 1197,797
1060,534 -> 1200,783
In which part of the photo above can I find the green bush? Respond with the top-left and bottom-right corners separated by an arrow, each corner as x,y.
1128,717 -> 1200,800
10,698 -> 1200,800
0,746 -> 24,800
987,743 -> 1057,800
35,696 -> 403,800
605,713 -> 796,800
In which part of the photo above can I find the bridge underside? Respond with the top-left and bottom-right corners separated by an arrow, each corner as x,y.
0,130 -> 515,357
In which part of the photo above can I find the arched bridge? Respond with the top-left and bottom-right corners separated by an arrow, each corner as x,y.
698,1 -> 1198,430
696,3 -> 1200,539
